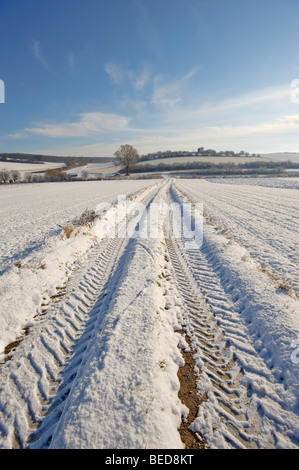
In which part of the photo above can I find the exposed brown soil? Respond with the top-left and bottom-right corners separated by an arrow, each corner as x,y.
177,330 -> 206,449
3,327 -> 30,362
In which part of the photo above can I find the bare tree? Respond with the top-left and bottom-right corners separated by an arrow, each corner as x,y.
81,170 -> 88,180
11,170 -> 21,183
32,173 -> 45,183
114,144 -> 139,176
0,170 -> 10,183
24,172 -> 33,183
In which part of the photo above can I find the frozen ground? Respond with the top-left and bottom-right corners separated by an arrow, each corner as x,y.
209,176 -> 299,190
65,162 -> 120,177
0,180 -> 157,275
0,177 -> 298,449
0,179 -> 159,347
0,161 -> 65,175
176,177 -> 299,295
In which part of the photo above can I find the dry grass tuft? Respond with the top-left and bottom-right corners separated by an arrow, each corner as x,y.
274,278 -> 293,293
74,208 -> 96,227
61,223 -> 76,239
60,209 -> 97,240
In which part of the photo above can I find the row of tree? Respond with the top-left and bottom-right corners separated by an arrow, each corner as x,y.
5,144 -> 294,181
0,170 -> 21,183
130,159 -> 299,174
0,167 -> 108,184
0,153 -> 113,165
0,144 -> 139,183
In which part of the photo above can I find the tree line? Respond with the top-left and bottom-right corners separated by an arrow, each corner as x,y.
0,168 -> 93,184
130,159 -> 299,174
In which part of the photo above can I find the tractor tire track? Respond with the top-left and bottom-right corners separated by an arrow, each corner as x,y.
164,185 -> 299,449
0,182 -> 164,449
0,237 -> 124,448
1,179 -> 297,449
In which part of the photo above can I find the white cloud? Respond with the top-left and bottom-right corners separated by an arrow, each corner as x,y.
198,115 -> 299,140
25,112 -> 133,138
33,112 -> 299,158
8,132 -> 28,139
151,76 -> 181,109
32,39 -> 55,75
105,62 -> 152,92
151,66 -> 200,110
104,61 -> 201,113
161,84 -> 292,127
11,62 -> 299,157
200,85 -> 291,116
105,62 -> 125,85
134,64 -> 152,91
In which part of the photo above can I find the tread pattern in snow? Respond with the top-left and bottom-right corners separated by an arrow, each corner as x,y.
165,186 -> 299,449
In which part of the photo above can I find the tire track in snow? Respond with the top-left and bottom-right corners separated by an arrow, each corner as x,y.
0,182 -> 165,449
1,179 -> 297,449
165,234 -> 260,449
27,237 -> 126,448
164,185 -> 299,449
0,237 -> 123,448
174,180 -> 299,296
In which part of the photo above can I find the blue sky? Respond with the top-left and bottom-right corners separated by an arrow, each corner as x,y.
1,0 -> 299,158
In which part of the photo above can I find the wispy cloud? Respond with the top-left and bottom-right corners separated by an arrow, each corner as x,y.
151,66 -> 200,110
134,0 -> 162,58
24,112 -> 135,138
105,62 -> 152,92
134,63 -> 152,91
105,62 -> 125,85
8,132 -> 28,139
32,112 -> 299,158
197,114 -> 299,140
105,61 -> 290,120
197,85 -> 290,117
131,113 -> 299,154
105,61 -> 200,113
11,58 -> 298,158
159,84 -> 293,131
32,39 -> 55,75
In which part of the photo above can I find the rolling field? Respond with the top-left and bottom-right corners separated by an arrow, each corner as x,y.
139,155 -> 273,167
0,177 -> 298,449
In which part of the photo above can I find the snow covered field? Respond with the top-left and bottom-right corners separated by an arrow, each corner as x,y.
176,178 -> 299,295
0,161 -> 65,175
65,162 -> 119,178
0,177 -> 298,449
209,176 -> 299,190
140,155 -> 272,167
0,180 -> 157,275
0,179 -> 159,346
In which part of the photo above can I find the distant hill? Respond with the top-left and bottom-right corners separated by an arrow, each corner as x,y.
262,153 -> 299,163
0,153 -> 113,166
